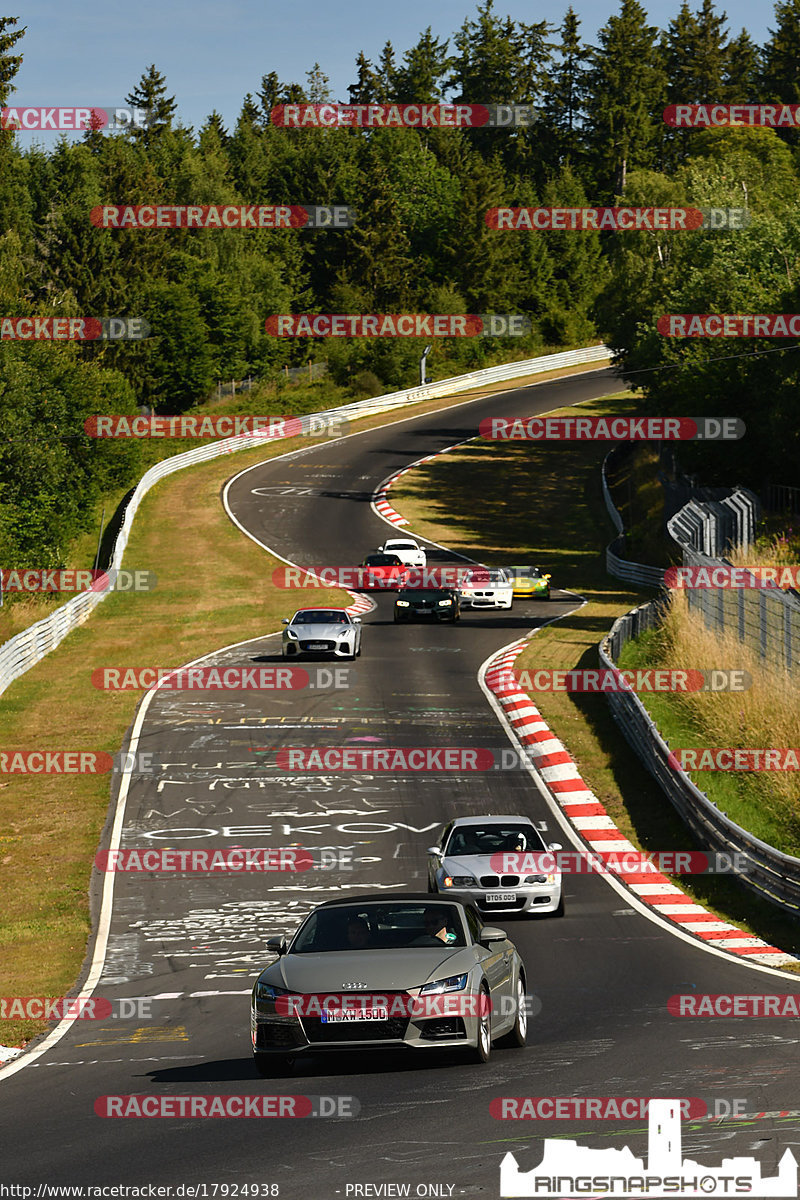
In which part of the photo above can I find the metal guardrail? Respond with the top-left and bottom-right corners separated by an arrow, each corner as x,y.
601,446 -> 666,589
600,602 -> 800,915
0,343 -> 611,698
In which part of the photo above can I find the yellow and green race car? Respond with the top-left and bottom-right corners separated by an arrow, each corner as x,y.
507,565 -> 551,599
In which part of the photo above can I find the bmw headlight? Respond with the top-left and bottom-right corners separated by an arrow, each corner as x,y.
396,600 -> 410,607
525,874 -> 557,885
420,973 -> 468,995
443,874 -> 477,887
437,599 -> 452,606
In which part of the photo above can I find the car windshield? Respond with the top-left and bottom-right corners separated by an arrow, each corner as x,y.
293,610 -> 349,624
466,569 -> 508,583
365,555 -> 401,566
445,824 -> 545,856
387,542 -> 418,551
398,590 -> 451,601
290,902 -> 467,952
513,567 -> 542,578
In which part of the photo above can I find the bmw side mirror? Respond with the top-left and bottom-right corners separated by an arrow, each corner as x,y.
479,926 -> 507,945
266,935 -> 287,956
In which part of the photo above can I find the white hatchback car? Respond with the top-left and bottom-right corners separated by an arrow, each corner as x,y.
427,815 -> 563,916
377,538 -> 427,569
458,567 -> 514,609
281,608 -> 362,659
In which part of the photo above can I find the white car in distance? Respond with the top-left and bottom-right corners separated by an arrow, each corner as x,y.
377,538 -> 427,569
459,567 -> 514,610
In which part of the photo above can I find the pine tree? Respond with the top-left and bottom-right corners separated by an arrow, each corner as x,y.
125,64 -> 177,140
393,28 -> 451,102
723,29 -> 760,98
348,53 -> 380,104
761,0 -> 800,102
585,0 -> 667,196
540,8 -> 588,173
306,63 -> 332,103
0,15 -> 25,105
377,42 -> 398,100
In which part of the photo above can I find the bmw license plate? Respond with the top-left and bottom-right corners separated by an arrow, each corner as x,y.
307,642 -> 327,650
485,891 -> 516,903
321,1007 -> 388,1023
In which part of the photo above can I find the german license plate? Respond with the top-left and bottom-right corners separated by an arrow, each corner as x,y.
485,891 -> 515,903
307,642 -> 327,650
321,1007 -> 388,1023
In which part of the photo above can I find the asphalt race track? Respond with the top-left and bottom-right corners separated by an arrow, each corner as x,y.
3,368 -> 800,1194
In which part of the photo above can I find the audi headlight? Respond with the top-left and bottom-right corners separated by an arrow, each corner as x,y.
396,600 -> 410,607
438,599 -> 452,606
255,982 -> 291,1001
419,973 -> 468,995
444,874 -> 477,887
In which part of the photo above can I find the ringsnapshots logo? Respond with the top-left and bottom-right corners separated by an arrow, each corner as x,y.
499,668 -> 751,693
265,314 -> 530,337
669,749 -> 800,771
486,207 -> 749,232
0,568 -> 156,594
659,314 -> 800,337
83,414 -> 348,440
0,106 -> 153,132
271,102 -> 535,128
90,205 -> 354,229
500,1098 -> 797,1197
664,103 -> 800,128
479,416 -> 745,440
0,317 -> 149,340
95,1095 -> 359,1118
91,665 -> 354,691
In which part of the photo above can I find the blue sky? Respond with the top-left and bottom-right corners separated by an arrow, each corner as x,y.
10,0 -> 777,147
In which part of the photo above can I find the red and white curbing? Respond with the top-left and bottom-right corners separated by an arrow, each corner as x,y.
484,640 -> 799,968
372,450 -> 463,529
